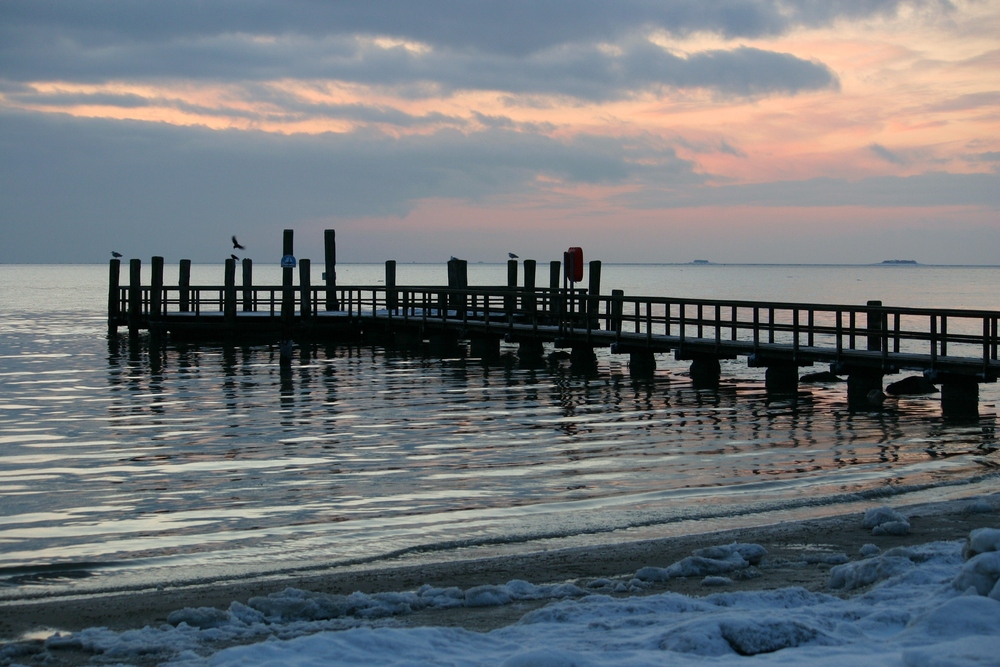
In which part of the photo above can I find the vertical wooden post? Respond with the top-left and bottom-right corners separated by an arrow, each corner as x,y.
150,256 -> 164,320
385,260 -> 397,312
108,259 -> 121,336
242,258 -> 253,311
281,229 -> 294,322
324,229 -> 338,311
447,257 -> 467,309
611,289 -> 624,338
867,300 -> 883,352
506,259 -> 517,315
128,258 -> 142,336
178,259 -> 191,312
549,260 -> 560,316
224,258 -> 237,322
299,259 -> 311,319
588,260 -> 602,327
523,260 -> 536,314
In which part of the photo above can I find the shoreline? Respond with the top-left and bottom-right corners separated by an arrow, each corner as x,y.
2,495 -> 996,642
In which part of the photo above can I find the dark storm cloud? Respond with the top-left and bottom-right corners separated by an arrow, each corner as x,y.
0,1 -> 931,57
0,0 -> 914,98
0,111 -> 699,262
1,32 -> 838,101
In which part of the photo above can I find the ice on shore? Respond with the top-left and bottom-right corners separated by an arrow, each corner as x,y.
12,531 -> 1000,667
862,505 -> 911,536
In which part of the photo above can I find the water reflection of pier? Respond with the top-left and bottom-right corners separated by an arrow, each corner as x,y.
109,229 -> 1000,419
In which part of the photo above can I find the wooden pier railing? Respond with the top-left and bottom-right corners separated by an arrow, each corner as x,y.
108,243 -> 998,417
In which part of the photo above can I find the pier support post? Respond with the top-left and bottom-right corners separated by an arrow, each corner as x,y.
127,258 -> 141,338
224,258 -> 237,323
470,336 -> 501,361
847,370 -> 884,409
385,260 -> 398,313
281,229 -> 294,323
108,258 -> 121,337
178,259 -> 191,312
588,260 -> 602,329
299,259 -> 311,319
428,331 -> 461,357
765,363 -> 799,395
867,300 -> 884,352
523,260 -> 537,315
150,256 -> 164,321
242,259 -> 253,311
447,257 -> 468,309
324,229 -> 338,311
629,350 -> 656,378
939,375 -> 980,420
506,259 -> 518,316
518,340 -> 545,359
688,355 -> 721,390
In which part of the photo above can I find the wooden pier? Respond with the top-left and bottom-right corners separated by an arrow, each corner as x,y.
109,230 -> 1000,419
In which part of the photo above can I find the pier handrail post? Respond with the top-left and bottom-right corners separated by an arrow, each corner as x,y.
588,260 -> 601,330
224,258 -> 237,323
866,300 -> 882,352
299,259 -> 311,319
549,260 -> 560,317
385,260 -> 397,313
506,259 -> 517,318
281,229 -> 295,324
178,259 -> 191,312
324,229 -> 338,311
523,259 -> 536,315
150,256 -> 164,321
127,258 -> 142,337
242,258 -> 254,312
611,290 -> 624,342
107,258 -> 121,336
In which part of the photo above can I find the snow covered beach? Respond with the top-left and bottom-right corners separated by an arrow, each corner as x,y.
3,496 -> 999,666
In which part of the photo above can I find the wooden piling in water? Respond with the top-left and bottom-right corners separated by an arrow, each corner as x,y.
523,260 -> 536,314
150,256 -> 164,321
107,258 -> 121,336
588,260 -> 601,328
506,259 -> 518,314
447,258 -> 467,309
224,258 -> 237,323
281,229 -> 294,322
128,259 -> 141,337
299,259 -> 312,319
178,259 -> 191,312
385,260 -> 397,312
242,259 -> 253,311
324,229 -> 338,311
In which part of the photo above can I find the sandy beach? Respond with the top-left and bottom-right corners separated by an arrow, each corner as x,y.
2,495 -> 996,666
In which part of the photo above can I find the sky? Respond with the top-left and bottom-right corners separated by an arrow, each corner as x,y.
1,0 -> 999,265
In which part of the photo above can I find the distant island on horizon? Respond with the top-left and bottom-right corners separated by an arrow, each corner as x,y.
881,259 -> 918,264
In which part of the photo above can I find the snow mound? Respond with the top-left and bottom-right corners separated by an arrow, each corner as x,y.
862,505 -> 911,535
962,527 -> 1000,559
860,543 -> 881,557
701,576 -> 733,587
635,543 -> 766,582
952,551 -> 1000,597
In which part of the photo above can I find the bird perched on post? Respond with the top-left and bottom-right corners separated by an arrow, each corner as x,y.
111,251 -> 122,258
508,252 -> 519,259
232,235 -> 245,250
231,254 -> 240,261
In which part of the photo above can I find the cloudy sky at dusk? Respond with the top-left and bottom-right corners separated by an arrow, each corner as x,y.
2,1 -> 998,264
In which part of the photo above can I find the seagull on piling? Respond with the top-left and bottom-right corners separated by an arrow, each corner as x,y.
508,252 -> 519,259
111,251 -> 122,258
231,254 -> 240,261
232,235 -> 245,250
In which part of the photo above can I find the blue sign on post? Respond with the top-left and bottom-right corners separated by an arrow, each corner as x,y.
280,254 -> 297,269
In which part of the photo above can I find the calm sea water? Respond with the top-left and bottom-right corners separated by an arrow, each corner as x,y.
1,263 -> 999,598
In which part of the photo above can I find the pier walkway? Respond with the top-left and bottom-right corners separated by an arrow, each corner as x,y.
108,238 -> 999,419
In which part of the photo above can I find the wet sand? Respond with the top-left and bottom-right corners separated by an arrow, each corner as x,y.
2,496 -> 996,648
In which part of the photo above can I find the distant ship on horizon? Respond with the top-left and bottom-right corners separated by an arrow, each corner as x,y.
691,259 -> 710,264
881,259 -> 918,265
